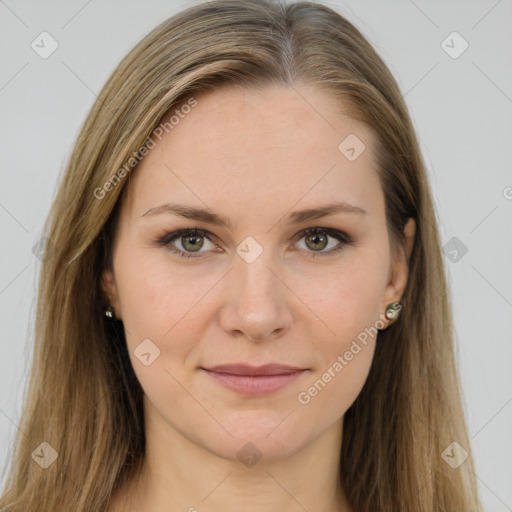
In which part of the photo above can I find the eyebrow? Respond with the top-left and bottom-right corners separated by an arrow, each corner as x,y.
139,201 -> 367,229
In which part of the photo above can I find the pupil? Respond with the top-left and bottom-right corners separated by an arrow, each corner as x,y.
184,235 -> 203,252
308,233 -> 327,251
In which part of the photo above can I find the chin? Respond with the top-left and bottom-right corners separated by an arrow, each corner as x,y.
207,433 -> 305,466
198,410 -> 312,463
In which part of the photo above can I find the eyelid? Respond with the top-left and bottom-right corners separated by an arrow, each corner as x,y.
154,226 -> 352,259
154,228 -> 220,257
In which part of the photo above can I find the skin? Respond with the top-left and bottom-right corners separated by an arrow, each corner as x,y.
103,83 -> 416,512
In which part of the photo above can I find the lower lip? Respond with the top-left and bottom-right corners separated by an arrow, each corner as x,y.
203,369 -> 306,395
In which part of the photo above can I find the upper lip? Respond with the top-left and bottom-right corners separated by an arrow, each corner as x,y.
202,364 -> 306,376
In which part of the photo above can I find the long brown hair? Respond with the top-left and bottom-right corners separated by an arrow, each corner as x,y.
0,1 -> 481,510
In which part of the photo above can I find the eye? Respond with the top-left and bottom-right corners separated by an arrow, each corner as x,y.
154,227 -> 352,259
293,227 -> 352,258
155,228 -> 219,258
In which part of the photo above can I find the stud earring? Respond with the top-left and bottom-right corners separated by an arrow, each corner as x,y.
105,305 -> 115,319
385,302 -> 402,324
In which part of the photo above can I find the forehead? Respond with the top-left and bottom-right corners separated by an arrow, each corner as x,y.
122,84 -> 383,224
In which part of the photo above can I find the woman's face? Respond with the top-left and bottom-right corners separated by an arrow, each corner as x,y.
103,84 -> 412,463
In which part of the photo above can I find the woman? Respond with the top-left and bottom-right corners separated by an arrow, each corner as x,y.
0,0 -> 481,510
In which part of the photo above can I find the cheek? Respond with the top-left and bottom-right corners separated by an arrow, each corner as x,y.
292,249 -> 389,413
113,250 -> 214,414
114,245 -> 217,336
295,246 -> 389,343
113,246 -> 227,392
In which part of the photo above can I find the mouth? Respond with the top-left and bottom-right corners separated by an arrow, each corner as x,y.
201,364 -> 308,395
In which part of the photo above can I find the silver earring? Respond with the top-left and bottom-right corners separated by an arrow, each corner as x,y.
105,305 -> 115,319
385,302 -> 402,323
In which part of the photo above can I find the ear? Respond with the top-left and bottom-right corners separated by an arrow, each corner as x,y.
101,269 -> 123,320
380,217 -> 416,316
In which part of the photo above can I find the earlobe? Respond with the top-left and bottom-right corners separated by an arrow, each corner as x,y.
379,217 -> 416,328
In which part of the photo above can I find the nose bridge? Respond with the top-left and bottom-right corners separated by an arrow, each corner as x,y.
219,239 -> 292,340
233,240 -> 281,308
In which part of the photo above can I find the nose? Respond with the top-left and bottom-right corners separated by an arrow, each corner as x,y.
218,250 -> 293,342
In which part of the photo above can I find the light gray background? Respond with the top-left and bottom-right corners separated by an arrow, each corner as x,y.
0,0 -> 511,510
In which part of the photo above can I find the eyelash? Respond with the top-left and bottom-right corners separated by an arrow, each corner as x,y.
154,227 -> 352,259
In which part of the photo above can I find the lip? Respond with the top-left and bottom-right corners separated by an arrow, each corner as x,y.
201,364 -> 307,395
204,363 -> 305,376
